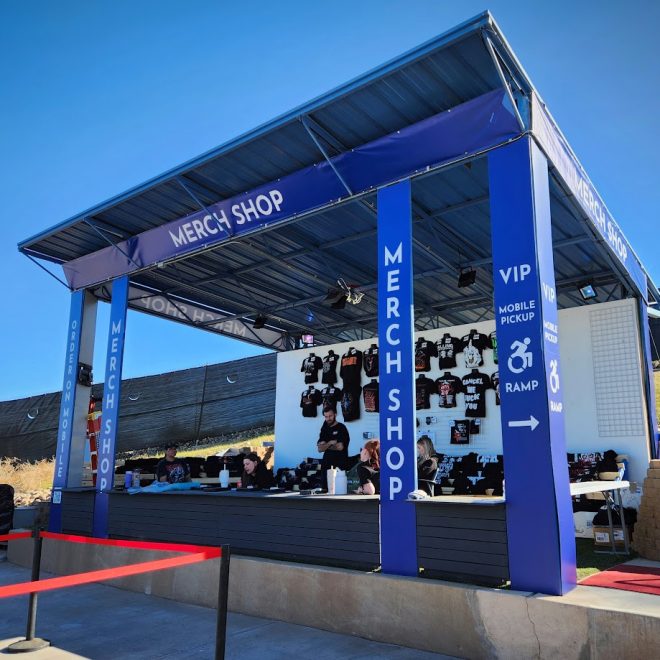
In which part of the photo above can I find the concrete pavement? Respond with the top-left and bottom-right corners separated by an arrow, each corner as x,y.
0,563 -> 452,659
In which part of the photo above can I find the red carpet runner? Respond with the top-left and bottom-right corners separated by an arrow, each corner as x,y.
580,564 -> 660,596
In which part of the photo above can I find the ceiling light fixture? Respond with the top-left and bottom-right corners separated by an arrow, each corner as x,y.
457,268 -> 477,288
578,282 -> 597,300
252,314 -> 268,329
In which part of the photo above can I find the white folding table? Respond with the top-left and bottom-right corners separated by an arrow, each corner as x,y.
570,480 -> 630,555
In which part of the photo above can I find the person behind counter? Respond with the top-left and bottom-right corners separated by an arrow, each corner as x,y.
241,452 -> 275,489
417,435 -> 439,496
156,443 -> 191,484
355,439 -> 380,495
316,407 -> 350,488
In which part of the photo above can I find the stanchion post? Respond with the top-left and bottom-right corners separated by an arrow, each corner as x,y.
25,525 -> 43,640
7,526 -> 50,653
214,545 -> 230,660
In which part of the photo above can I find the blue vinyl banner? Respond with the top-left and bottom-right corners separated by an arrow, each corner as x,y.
531,94 -> 647,300
93,275 -> 129,537
489,137 -> 576,595
377,179 -> 418,576
638,303 -> 659,459
49,290 -> 85,532
63,89 -> 520,290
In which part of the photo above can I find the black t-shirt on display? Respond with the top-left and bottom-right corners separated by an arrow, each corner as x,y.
362,380 -> 379,413
415,338 -> 437,372
300,387 -> 322,417
415,375 -> 435,410
460,331 -> 490,368
489,331 -> 498,365
450,419 -> 470,445
435,373 -> 463,408
321,352 -> 339,385
301,354 -> 323,384
436,334 -> 461,369
321,386 -> 342,413
340,386 -> 362,422
491,371 -> 500,405
340,348 -> 363,388
461,370 -> 492,418
363,345 -> 379,378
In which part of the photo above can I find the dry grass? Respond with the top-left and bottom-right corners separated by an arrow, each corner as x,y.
0,457 -> 54,505
0,458 -> 54,492
127,432 -> 275,460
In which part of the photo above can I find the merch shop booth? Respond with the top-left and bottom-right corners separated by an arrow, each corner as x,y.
19,13 -> 658,597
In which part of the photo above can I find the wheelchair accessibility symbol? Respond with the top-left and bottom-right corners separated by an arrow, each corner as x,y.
549,359 -> 560,394
507,337 -> 533,374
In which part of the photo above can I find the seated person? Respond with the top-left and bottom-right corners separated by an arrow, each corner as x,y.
156,443 -> 191,483
355,439 -> 380,495
417,436 -> 439,496
241,452 -> 275,489
316,407 -> 350,488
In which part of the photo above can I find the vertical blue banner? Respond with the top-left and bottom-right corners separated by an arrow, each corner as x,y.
93,276 -> 129,537
49,290 -> 85,532
377,179 -> 418,576
638,303 -> 659,459
489,137 -> 576,595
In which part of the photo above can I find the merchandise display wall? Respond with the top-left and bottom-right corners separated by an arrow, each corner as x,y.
274,299 -> 651,483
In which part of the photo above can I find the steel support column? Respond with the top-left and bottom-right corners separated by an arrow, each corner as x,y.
93,276 -> 129,537
377,179 -> 418,576
49,291 -> 97,532
489,136 -> 576,595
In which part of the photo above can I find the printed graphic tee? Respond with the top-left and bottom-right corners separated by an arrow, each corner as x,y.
461,371 -> 492,418
460,331 -> 490,368
491,371 -> 500,405
489,331 -> 498,365
340,386 -> 362,422
450,420 -> 470,445
321,386 -> 342,413
363,345 -> 379,378
415,338 -> 437,372
434,374 -> 463,408
415,375 -> 435,410
300,387 -> 322,417
156,459 -> 191,484
436,334 -> 461,369
321,352 -> 339,385
362,380 -> 379,413
301,354 -> 323,384
340,348 -> 363,388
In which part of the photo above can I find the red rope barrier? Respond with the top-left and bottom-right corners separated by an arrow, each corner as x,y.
0,549 -> 221,599
0,532 -> 32,542
40,531 -> 223,555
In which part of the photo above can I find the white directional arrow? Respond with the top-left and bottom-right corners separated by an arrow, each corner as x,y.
508,416 -> 539,431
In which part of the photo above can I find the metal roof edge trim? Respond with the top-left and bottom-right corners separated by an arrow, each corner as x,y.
18,11 -> 493,252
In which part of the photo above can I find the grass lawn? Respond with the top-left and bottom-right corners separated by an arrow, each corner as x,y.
576,538 -> 635,580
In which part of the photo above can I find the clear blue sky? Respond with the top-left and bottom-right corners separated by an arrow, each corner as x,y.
1,1 -> 658,402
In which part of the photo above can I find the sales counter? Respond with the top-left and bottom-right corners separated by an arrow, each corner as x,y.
59,487 -> 509,586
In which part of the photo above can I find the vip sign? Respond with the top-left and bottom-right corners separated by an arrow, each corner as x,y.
489,137 -> 575,595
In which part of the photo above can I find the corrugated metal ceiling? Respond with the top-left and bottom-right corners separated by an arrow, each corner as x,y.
18,12 -> 652,346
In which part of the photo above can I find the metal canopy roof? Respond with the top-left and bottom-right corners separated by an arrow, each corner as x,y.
19,12 -> 658,349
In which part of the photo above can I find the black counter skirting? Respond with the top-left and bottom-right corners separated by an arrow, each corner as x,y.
60,489 -> 508,584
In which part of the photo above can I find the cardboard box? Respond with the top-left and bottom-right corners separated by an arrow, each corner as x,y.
573,511 -> 595,539
593,525 -> 631,547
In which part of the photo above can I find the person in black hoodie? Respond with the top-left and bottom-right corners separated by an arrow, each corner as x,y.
241,452 -> 275,489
